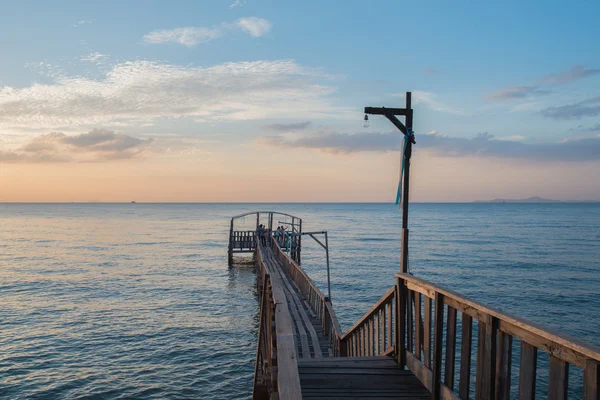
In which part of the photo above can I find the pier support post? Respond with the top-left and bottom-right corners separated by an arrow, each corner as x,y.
228,218 -> 234,265
365,92 -> 414,273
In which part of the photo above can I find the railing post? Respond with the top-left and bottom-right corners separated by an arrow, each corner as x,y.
583,360 -> 599,400
396,277 -> 406,368
476,316 -> 498,400
228,218 -> 234,265
432,293 -> 445,400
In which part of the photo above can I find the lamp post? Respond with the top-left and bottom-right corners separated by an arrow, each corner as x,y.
364,92 -> 414,273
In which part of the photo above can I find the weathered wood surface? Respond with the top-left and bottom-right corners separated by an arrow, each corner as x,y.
260,242 -> 329,358
254,240 -> 302,400
397,272 -> 600,400
248,213 -> 600,399
298,357 -> 431,400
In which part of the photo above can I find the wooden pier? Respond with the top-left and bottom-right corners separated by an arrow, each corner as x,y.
229,214 -> 600,400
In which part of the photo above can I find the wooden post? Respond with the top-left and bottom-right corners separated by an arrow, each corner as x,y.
432,293 -> 445,400
298,219 -> 302,264
396,277 -> 406,368
445,306 -> 457,391
364,92 -> 413,274
459,314 -> 473,399
583,360 -> 599,400
400,91 -> 412,274
548,356 -> 569,400
518,341 -> 537,400
228,218 -> 234,265
325,231 -> 331,300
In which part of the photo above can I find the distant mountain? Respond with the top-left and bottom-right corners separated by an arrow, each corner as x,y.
474,196 -> 561,203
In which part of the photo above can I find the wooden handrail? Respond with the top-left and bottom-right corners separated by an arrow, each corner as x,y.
270,235 -> 344,356
252,241 -> 302,400
340,286 -> 396,341
395,272 -> 600,399
398,272 -> 600,367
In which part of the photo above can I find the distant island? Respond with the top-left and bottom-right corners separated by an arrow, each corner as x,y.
474,196 -> 561,203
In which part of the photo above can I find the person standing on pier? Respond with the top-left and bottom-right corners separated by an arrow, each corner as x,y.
257,224 -> 266,246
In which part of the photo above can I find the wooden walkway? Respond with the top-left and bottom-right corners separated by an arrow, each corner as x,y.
236,212 -> 600,400
299,357 -> 430,400
255,240 -> 431,399
259,243 -> 330,359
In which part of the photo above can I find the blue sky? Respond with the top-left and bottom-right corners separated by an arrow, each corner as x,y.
1,1 -> 599,201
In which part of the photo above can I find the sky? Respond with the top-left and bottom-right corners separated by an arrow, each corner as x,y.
1,0 -> 599,202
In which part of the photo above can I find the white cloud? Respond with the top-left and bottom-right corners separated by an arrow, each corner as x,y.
229,0 -> 247,8
143,26 -> 223,47
235,17 -> 271,37
0,59 -> 346,131
80,52 -> 108,63
510,101 -> 543,113
495,135 -> 525,142
0,129 -> 153,163
73,20 -> 92,28
409,91 -> 466,115
143,17 -> 271,47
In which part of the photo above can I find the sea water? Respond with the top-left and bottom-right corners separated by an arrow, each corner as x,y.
1,203 -> 599,399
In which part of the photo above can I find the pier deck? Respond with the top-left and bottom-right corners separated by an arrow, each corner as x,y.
259,243 -> 330,359
254,238 -> 430,399
230,212 -> 600,400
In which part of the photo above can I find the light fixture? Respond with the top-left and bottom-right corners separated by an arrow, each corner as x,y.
363,114 -> 369,128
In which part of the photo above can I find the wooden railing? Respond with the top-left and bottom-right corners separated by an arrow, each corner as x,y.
339,285 -> 397,358
395,272 -> 600,400
270,236 -> 343,357
230,230 -> 256,251
252,239 -> 302,400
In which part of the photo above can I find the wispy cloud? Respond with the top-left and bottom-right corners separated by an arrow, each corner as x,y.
235,17 -> 271,37
488,65 -> 600,101
423,68 -> 442,76
263,121 -> 312,132
541,96 -> 600,120
80,52 -> 108,63
229,0 -> 247,9
73,20 -> 92,28
261,130 -> 600,161
142,17 -> 271,47
409,91 -> 465,115
487,86 -> 551,101
541,65 -> 600,85
142,26 -> 224,47
0,59 -> 344,130
0,129 -> 153,163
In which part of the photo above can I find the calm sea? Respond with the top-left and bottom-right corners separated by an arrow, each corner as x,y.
1,203 -> 599,399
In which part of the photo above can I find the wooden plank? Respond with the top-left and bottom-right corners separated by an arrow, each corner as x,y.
396,273 -> 600,369
273,286 -> 302,400
584,360 -> 599,400
485,316 -> 498,399
445,306 -> 457,390
548,356 -> 569,400
459,314 -> 473,400
375,309 -> 380,355
408,289 -> 413,353
432,293 -> 445,400
406,280 -> 436,299
397,278 -> 406,368
405,350 -> 461,400
424,296 -> 432,368
414,291 -> 422,360
495,330 -> 512,400
340,286 -> 396,340
268,255 -> 323,358
518,341 -> 537,400
476,320 -> 485,399
388,300 -> 394,354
